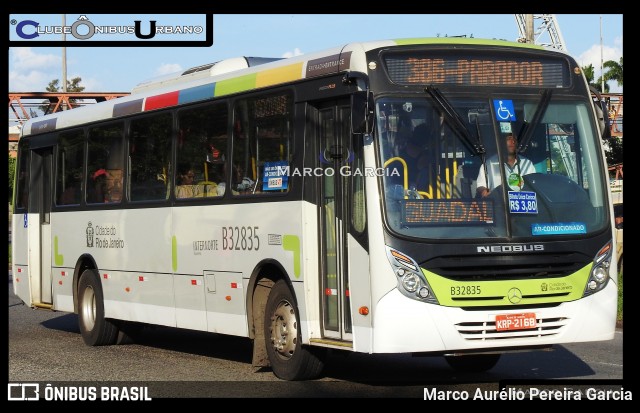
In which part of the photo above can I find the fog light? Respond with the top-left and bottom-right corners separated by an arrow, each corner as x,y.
588,280 -> 598,290
402,273 -> 420,292
418,287 -> 430,298
593,267 -> 607,283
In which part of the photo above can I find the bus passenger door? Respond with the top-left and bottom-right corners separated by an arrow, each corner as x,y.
318,101 -> 353,341
28,147 -> 54,305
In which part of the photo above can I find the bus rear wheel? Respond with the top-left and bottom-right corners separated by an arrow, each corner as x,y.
445,354 -> 501,373
264,280 -> 325,380
78,269 -> 119,346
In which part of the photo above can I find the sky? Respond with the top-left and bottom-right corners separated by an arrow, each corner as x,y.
8,14 -> 623,96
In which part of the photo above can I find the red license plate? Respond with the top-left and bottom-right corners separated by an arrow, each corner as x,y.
495,313 -> 537,331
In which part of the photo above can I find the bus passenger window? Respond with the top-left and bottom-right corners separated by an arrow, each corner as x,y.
232,93 -> 292,196
129,113 -> 172,202
87,123 -> 124,205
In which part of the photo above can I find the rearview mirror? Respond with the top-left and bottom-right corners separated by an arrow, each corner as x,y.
351,91 -> 375,134
589,86 -> 611,140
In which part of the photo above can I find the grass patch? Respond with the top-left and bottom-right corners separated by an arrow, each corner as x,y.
617,268 -> 623,322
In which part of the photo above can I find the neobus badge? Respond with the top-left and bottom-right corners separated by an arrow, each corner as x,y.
477,244 -> 544,253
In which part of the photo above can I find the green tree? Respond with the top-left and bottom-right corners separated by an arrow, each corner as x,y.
605,136 -> 623,166
39,77 -> 86,115
582,64 -> 609,92
603,56 -> 623,87
8,155 -> 17,203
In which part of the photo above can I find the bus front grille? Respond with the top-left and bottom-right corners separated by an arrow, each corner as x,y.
455,317 -> 568,341
424,252 -> 589,281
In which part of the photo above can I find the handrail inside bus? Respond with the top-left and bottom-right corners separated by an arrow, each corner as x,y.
383,157 -> 408,197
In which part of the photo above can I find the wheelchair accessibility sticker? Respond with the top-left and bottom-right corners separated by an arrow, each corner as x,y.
493,99 -> 516,121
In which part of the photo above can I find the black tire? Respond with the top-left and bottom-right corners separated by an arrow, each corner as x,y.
264,280 -> 325,380
445,354 -> 501,373
77,269 -> 119,346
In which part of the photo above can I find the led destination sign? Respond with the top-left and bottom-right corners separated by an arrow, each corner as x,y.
385,52 -> 570,88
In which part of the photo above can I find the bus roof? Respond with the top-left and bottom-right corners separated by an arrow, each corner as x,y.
21,37 -> 547,137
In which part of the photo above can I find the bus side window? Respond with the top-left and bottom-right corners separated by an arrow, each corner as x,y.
87,123 -> 124,205
232,92 -> 292,196
15,142 -> 30,209
177,102 -> 228,199
129,113 -> 172,202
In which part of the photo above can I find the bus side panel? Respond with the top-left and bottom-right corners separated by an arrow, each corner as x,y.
51,266 -> 74,312
172,201 -> 304,338
204,270 -> 247,336
347,235 -> 372,353
300,201 -> 321,342
11,212 -> 32,305
51,208 -> 175,325
174,273 -> 207,331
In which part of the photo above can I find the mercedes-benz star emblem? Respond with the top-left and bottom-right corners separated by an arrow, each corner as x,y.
507,287 -> 523,304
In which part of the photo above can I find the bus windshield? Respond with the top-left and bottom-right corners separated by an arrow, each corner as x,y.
377,93 -> 607,240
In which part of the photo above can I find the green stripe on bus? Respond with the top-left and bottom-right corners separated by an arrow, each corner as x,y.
423,263 -> 591,307
282,235 -> 301,279
54,236 -> 64,266
214,73 -> 258,97
172,235 -> 177,272
393,38 -> 544,50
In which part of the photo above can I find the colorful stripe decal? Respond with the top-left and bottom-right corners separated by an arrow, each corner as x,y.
256,63 -> 304,88
145,91 -> 180,111
178,83 -> 216,104
214,73 -> 257,97
113,99 -> 144,117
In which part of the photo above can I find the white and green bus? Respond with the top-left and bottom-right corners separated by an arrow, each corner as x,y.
12,38 -> 618,380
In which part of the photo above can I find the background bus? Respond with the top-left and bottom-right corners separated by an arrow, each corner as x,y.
11,37 -> 618,380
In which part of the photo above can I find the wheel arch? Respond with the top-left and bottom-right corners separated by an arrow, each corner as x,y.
72,253 -> 99,313
246,258 -> 296,367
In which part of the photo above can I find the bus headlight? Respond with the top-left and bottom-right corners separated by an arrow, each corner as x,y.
583,241 -> 612,297
386,246 -> 439,304
418,287 -> 430,298
402,273 -> 420,292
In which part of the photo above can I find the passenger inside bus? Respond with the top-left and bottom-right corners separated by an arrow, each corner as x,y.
105,168 -> 123,202
232,163 -> 255,195
59,171 -> 82,205
393,122 -> 434,197
175,163 -> 202,198
88,168 -> 123,203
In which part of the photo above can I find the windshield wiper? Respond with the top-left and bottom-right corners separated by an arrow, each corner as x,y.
517,89 -> 552,153
426,85 -> 485,155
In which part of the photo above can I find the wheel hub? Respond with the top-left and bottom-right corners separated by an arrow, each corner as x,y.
269,299 -> 298,359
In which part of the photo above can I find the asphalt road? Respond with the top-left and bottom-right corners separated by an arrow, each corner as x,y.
8,277 -> 624,399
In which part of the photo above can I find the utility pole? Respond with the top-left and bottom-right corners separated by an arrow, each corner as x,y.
600,15 -> 605,92
525,14 -> 534,43
62,14 -> 67,110
514,14 -> 567,51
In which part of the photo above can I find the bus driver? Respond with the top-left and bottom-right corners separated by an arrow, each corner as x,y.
476,134 -> 536,197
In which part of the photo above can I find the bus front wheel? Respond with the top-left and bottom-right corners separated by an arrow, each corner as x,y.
445,354 -> 501,373
264,279 -> 325,380
78,269 -> 119,346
